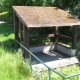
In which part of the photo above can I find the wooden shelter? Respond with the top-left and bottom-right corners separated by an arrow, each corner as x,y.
13,6 -> 80,58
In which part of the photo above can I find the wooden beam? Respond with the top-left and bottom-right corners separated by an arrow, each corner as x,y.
30,42 -> 54,47
23,25 -> 29,58
30,34 -> 55,40
19,20 -> 23,41
54,27 -> 58,43
72,26 -> 78,49
57,42 -> 71,49
13,11 -> 19,41
58,34 -> 72,41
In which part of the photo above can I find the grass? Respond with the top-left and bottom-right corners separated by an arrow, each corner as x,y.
0,12 -> 9,21
37,64 -> 80,80
0,23 -> 16,55
0,52 -> 33,80
0,23 -> 80,80
0,23 -> 35,80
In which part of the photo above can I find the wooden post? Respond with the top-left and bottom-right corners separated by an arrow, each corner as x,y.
72,26 -> 78,49
13,11 -> 19,41
19,20 -> 23,42
55,27 -> 58,43
23,25 -> 29,58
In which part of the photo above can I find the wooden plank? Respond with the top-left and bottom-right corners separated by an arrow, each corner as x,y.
30,42 -> 54,47
57,42 -> 71,49
54,27 -> 58,43
23,25 -> 29,58
72,26 -> 78,49
30,34 -> 55,40
13,6 -> 80,28
13,11 -> 19,41
19,20 -> 23,41
58,34 -> 72,41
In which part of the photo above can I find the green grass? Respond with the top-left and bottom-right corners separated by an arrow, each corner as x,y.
0,23 -> 35,80
0,52 -> 33,80
0,23 -> 16,55
37,64 -> 80,80
0,12 -> 9,21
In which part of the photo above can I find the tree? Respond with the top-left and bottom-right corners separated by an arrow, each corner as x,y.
1,0 -> 80,23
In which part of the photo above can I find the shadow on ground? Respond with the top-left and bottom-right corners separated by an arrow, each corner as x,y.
0,23 -> 19,53
31,50 -> 70,64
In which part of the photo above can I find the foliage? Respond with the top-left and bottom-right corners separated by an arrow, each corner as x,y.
0,0 -> 80,23
0,0 -> 3,12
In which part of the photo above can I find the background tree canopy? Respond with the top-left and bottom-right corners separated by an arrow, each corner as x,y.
1,0 -> 80,20
0,0 -> 80,40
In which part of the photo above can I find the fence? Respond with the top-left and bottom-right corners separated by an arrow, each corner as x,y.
15,39 -> 80,80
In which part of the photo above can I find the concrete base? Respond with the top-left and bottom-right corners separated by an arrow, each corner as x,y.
32,57 -> 79,71
30,43 -> 78,70
30,43 -> 76,57
30,44 -> 56,53
56,44 -> 76,57
31,51 -> 79,71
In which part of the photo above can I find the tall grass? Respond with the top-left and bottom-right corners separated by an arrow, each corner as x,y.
0,23 -> 35,80
0,52 -> 33,80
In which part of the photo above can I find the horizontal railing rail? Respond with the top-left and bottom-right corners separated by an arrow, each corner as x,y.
57,34 -> 72,41
30,34 -> 55,39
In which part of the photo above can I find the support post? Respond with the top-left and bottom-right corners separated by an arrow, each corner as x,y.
13,11 -> 19,41
72,26 -> 78,49
23,25 -> 29,58
54,27 -> 58,50
55,27 -> 58,43
19,20 -> 23,42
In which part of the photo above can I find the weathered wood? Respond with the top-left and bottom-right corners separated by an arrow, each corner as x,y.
19,20 -> 23,41
13,6 -> 80,58
58,34 -> 72,41
54,27 -> 58,43
30,42 -> 54,47
30,34 -> 55,40
23,25 -> 29,58
13,11 -> 19,41
57,42 -> 71,49
13,6 -> 80,27
72,26 -> 78,49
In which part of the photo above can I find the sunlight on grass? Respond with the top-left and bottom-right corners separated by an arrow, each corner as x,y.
0,12 -> 8,21
37,65 -> 80,80
0,51 -> 34,80
0,23 -> 14,41
0,12 -> 8,16
0,23 -> 36,80
0,33 -> 14,42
